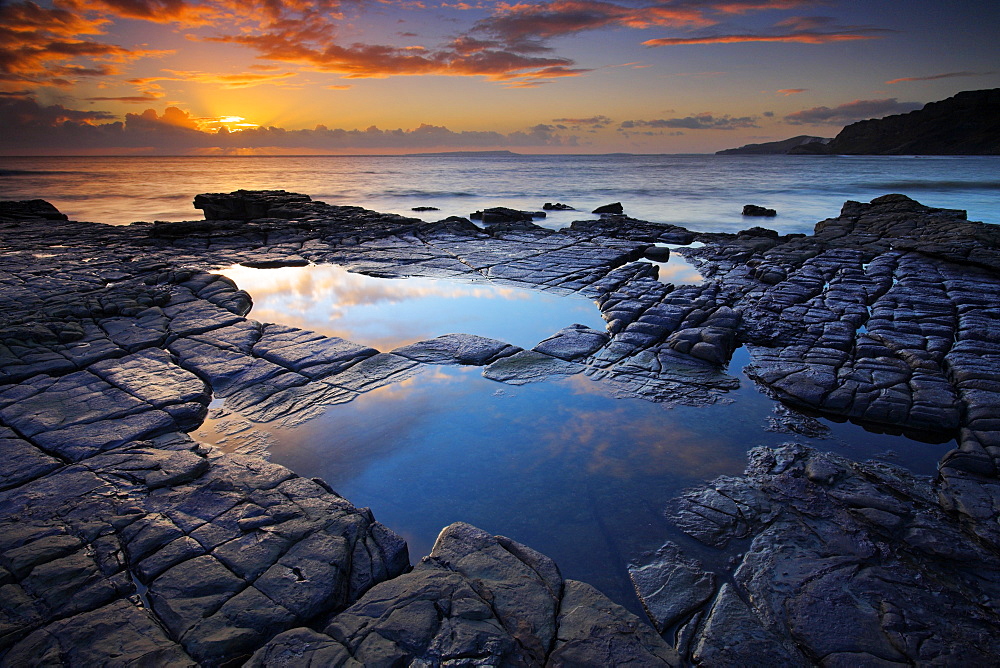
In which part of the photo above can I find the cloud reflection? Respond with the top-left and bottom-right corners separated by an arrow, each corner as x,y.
216,263 -> 605,350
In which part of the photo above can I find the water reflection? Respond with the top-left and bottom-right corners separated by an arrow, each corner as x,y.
216,264 -> 606,350
198,348 -> 951,615
639,255 -> 704,285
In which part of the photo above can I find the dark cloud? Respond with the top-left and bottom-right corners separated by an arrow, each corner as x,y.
552,115 -> 613,128
472,1 -> 712,46
784,98 -> 922,125
886,70 -> 996,85
620,113 -> 759,130
86,93 -> 165,103
0,96 -> 574,153
643,26 -> 893,46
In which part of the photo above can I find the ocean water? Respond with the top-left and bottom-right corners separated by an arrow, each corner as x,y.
1,154 -> 998,233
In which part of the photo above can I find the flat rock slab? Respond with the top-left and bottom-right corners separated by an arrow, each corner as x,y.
482,349 -> 583,385
533,323 -> 610,361
629,542 -> 715,632
4,190 -> 1000,665
393,333 -> 521,366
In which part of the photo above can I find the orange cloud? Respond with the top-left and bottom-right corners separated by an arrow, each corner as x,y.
777,87 -> 806,95
0,1 -> 171,87
713,0 -> 820,14
206,28 -> 588,85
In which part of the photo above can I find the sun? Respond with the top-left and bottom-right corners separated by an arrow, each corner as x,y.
200,115 -> 260,132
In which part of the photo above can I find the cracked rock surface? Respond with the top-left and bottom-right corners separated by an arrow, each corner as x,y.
2,190 -> 1000,665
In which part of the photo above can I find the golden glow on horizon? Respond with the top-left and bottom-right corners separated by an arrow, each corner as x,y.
199,115 -> 260,132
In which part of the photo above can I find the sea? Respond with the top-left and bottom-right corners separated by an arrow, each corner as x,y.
1,153 -> 999,232
4,153 -> 999,614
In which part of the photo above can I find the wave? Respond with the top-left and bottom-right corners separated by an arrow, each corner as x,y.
375,190 -> 479,198
0,169 -> 82,176
863,181 -> 1000,191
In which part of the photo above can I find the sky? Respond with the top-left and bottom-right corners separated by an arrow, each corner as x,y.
1,0 -> 998,154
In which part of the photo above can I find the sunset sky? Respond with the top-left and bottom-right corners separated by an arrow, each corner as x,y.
2,0 -> 997,154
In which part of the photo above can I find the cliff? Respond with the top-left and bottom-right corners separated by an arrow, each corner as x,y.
791,88 -> 1000,155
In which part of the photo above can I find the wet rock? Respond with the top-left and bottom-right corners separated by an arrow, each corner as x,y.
411,206 -> 440,211
742,204 -> 777,217
392,333 -> 521,366
543,202 -> 575,210
532,324 -> 610,361
6,190 -> 1000,665
629,542 -> 715,632
656,444 -> 1000,664
193,190 -> 313,221
470,207 -> 545,224
252,523 -> 679,666
0,199 -> 68,221
482,349 -> 583,385
239,257 -> 310,268
644,245 -> 671,261
549,579 -> 681,666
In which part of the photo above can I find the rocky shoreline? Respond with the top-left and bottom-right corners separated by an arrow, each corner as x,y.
2,191 -> 1000,665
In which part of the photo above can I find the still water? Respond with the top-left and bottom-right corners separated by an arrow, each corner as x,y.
217,264 -> 607,351
2,154 -> 998,232
200,263 -> 952,613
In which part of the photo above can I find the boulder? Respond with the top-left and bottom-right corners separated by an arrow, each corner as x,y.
742,204 -> 777,217
470,207 -> 545,224
592,202 -> 624,215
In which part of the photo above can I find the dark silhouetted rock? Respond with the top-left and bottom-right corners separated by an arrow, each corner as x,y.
0,199 -> 68,221
470,207 -> 545,224
592,202 -> 624,215
411,206 -> 439,211
742,204 -> 777,217
792,88 -> 1000,155
543,202 -> 575,210
194,189 -> 313,220
644,245 -> 671,261
239,257 -> 310,268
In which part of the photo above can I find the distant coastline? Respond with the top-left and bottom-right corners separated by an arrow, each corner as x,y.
406,150 -> 521,157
